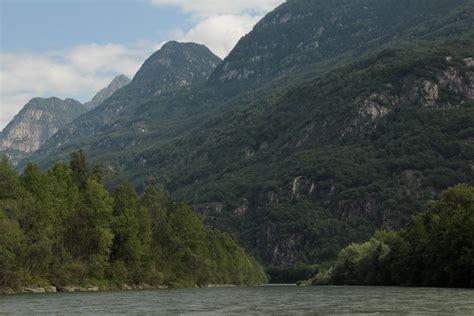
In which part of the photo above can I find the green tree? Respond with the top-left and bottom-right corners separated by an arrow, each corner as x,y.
324,184 -> 474,288
64,179 -> 113,280
109,182 -> 149,282
0,153 -> 266,289
70,150 -> 88,190
0,211 -> 26,287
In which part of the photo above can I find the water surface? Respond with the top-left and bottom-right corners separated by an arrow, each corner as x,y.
1,285 -> 473,315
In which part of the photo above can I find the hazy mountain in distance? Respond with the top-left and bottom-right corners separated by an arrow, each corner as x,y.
0,75 -> 132,164
84,74 -> 131,110
0,97 -> 85,163
33,41 -> 222,151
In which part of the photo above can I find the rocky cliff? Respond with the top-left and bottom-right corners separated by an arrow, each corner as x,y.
0,75 -> 132,163
0,98 -> 85,161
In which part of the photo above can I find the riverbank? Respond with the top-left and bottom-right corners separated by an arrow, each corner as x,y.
0,284 -> 162,295
0,283 -> 242,295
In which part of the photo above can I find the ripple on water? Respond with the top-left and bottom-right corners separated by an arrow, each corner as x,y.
1,286 -> 474,315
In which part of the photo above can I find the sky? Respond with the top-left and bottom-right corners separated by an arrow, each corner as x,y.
0,0 -> 284,130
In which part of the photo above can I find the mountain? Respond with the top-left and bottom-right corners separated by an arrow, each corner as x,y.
174,42 -> 474,264
210,0 -> 472,86
0,75 -> 131,164
0,97 -> 85,163
33,41 -> 221,151
84,75 -> 131,110
24,0 -> 474,266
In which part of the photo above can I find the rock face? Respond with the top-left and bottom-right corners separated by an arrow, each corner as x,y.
0,97 -> 85,155
84,75 -> 131,110
0,76 -> 132,163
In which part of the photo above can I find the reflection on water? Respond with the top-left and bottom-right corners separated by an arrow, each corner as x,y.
1,285 -> 473,315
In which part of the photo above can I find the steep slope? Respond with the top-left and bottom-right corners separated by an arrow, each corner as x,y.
157,41 -> 474,264
35,41 -> 221,151
84,74 -> 131,110
210,0 -> 473,86
0,75 -> 131,164
0,97 -> 85,163
25,0 -> 474,265
30,0 -> 473,167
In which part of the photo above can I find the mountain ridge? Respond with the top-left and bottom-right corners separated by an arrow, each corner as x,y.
0,97 -> 85,163
84,75 -> 131,110
33,41 -> 222,152
20,0 -> 474,265
0,75 -> 131,164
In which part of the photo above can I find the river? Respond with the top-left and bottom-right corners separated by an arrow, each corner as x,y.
1,285 -> 473,315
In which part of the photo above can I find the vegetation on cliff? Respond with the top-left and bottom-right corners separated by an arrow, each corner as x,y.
310,185 -> 474,288
0,151 -> 266,290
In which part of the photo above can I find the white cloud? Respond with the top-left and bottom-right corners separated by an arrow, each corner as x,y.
153,0 -> 284,58
0,1 -> 286,130
150,0 -> 283,17
174,14 -> 261,58
0,42 -> 160,130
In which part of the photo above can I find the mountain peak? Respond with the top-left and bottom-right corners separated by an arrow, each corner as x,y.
210,0 -> 470,85
0,97 -> 85,158
160,40 -> 181,50
131,41 -> 221,96
160,40 -> 210,51
110,74 -> 131,86
84,75 -> 131,110
27,42 -> 222,151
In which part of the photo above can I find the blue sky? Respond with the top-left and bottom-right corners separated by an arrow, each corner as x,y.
1,0 -> 189,53
0,0 -> 284,129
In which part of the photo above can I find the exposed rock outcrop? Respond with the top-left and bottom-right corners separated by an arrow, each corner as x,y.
1,76 -> 132,163
358,93 -> 398,120
233,198 -> 250,216
0,97 -> 85,154
464,57 -> 474,67
407,66 -> 474,108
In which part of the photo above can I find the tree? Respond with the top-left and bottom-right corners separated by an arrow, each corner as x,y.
0,157 -> 23,201
323,184 -> 474,288
64,179 -> 113,280
0,153 -> 266,288
70,150 -> 88,190
0,211 -> 26,287
109,182 -> 145,282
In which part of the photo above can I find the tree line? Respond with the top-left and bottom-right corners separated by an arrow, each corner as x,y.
0,151 -> 266,289
310,184 -> 474,288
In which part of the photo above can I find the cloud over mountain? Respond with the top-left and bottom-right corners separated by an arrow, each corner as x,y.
149,0 -> 283,16
152,0 -> 284,58
0,42 -> 160,129
0,0 -> 284,129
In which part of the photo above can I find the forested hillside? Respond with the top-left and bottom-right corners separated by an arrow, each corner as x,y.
311,185 -> 474,288
0,152 -> 265,291
23,0 -> 474,266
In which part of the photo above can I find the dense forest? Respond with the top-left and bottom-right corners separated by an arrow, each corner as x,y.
0,151 -> 266,290
310,185 -> 474,288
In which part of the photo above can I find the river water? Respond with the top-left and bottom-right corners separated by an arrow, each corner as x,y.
1,285 -> 473,315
